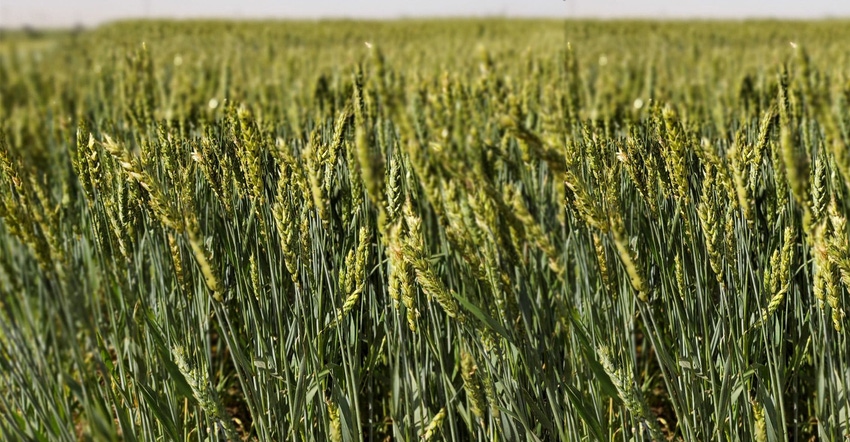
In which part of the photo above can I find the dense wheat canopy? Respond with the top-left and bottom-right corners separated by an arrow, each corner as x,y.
1,19 -> 849,441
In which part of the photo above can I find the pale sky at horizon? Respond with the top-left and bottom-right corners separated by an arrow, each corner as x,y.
1,0 -> 850,28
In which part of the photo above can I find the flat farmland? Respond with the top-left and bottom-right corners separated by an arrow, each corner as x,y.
1,19 -> 849,441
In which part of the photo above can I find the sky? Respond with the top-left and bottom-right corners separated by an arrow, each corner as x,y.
1,0 -> 849,28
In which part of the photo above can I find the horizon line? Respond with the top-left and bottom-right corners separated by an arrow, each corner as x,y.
3,14 -> 850,31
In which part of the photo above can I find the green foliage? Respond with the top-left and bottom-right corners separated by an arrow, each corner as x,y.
1,19 -> 850,441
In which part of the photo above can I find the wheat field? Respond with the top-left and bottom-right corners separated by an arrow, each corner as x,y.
1,19 -> 849,441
